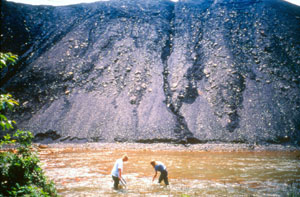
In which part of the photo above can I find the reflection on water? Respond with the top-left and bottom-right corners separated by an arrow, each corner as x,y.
38,144 -> 300,196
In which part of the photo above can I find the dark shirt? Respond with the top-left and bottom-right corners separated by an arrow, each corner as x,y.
155,161 -> 167,172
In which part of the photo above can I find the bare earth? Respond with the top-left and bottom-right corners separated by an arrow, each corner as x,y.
35,142 -> 300,152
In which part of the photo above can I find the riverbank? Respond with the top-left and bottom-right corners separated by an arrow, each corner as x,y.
34,142 -> 300,152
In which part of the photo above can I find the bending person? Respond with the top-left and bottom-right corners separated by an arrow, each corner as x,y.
111,154 -> 128,190
150,160 -> 169,186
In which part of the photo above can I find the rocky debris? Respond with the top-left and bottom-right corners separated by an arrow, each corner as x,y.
37,142 -> 300,152
0,0 -> 300,145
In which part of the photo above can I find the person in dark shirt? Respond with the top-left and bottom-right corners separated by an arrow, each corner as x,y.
150,160 -> 169,185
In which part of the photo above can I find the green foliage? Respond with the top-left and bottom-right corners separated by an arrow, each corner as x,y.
0,52 -> 19,131
0,52 -> 18,69
0,52 -> 58,196
8,184 -> 50,197
287,181 -> 300,197
0,94 -> 18,130
0,130 -> 58,197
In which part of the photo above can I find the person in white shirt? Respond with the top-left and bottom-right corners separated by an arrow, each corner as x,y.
111,154 -> 128,189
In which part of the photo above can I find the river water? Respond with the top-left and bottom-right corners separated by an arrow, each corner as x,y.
38,143 -> 300,196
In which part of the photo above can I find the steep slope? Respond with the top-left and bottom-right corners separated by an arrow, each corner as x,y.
1,0 -> 300,144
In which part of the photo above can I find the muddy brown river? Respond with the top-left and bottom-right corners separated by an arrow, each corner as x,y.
38,143 -> 300,196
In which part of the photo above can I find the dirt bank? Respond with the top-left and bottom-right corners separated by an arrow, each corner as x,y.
34,142 -> 300,152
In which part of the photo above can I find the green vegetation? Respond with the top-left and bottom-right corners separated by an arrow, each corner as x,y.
287,181 -> 300,197
0,52 -> 18,131
0,130 -> 58,196
0,52 -> 58,196
0,52 -> 17,69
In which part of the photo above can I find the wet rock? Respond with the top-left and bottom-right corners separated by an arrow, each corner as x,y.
34,130 -> 61,143
0,0 -> 300,145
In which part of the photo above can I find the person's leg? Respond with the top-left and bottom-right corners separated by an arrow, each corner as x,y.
158,173 -> 163,184
163,171 -> 169,185
112,176 -> 119,189
159,171 -> 169,185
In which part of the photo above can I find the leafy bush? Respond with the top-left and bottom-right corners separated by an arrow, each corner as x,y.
0,130 -> 58,196
0,52 -> 17,69
0,52 -> 18,131
0,52 -> 58,196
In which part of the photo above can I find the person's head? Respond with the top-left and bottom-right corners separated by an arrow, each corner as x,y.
122,154 -> 128,162
150,160 -> 156,167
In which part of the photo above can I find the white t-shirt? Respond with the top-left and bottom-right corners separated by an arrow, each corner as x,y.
111,158 -> 123,177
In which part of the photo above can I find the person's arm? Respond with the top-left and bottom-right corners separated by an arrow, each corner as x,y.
118,168 -> 122,180
152,171 -> 157,182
